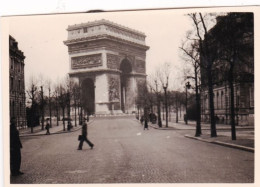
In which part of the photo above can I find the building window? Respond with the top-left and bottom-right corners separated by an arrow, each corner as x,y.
10,100 -> 12,117
11,77 -> 14,90
83,28 -> 88,33
249,86 -> 254,107
18,80 -> 21,91
12,101 -> 15,118
18,62 -> 20,72
11,58 -> 14,69
19,102 -> 22,117
205,94 -> 208,110
216,92 -> 219,109
221,91 -> 224,109
236,95 -> 240,108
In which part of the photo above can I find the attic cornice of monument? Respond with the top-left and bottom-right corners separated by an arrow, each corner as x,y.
63,34 -> 149,50
69,68 -> 122,75
67,19 -> 146,37
69,68 -> 147,77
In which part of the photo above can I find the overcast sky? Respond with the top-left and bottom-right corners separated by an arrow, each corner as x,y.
8,9 -> 199,91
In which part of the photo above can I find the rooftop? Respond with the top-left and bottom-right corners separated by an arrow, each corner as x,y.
67,19 -> 146,36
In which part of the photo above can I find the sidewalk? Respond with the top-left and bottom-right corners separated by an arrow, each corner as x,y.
19,119 -> 94,137
148,119 -> 254,153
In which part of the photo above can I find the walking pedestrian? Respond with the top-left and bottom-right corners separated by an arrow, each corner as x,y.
78,118 -> 94,150
140,115 -> 144,125
10,117 -> 24,176
45,119 -> 50,135
67,120 -> 72,131
144,117 -> 149,130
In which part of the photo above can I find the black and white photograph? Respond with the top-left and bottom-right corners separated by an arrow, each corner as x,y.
1,5 -> 258,186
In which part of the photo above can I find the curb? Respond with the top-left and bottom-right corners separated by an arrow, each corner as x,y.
184,135 -> 254,153
212,141 -> 254,153
20,120 -> 95,137
149,124 -> 194,131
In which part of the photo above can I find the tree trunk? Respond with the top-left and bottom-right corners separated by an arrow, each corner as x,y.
62,108 -> 65,131
157,97 -> 162,127
176,107 -> 178,123
56,106 -> 59,126
229,64 -> 236,140
175,97 -> 178,123
207,66 -> 217,137
30,104 -> 34,133
49,99 -> 52,128
164,90 -> 168,127
195,70 -> 202,137
41,109 -> 44,130
162,106 -> 165,120
180,105 -> 182,119
169,105 -> 171,122
74,102 -> 77,127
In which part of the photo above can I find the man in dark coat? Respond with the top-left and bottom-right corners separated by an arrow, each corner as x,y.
78,118 -> 94,150
45,119 -> 50,135
144,116 -> 149,130
10,118 -> 24,176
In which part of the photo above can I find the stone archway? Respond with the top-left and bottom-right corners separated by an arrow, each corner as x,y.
120,59 -> 132,113
65,20 -> 149,114
81,78 -> 95,115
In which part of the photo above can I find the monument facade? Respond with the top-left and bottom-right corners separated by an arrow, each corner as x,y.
64,19 -> 149,115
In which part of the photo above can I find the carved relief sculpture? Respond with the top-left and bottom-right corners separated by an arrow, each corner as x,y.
108,77 -> 120,102
107,54 -> 121,70
72,54 -> 102,69
135,60 -> 145,73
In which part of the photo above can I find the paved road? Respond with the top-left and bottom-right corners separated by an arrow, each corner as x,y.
11,117 -> 254,183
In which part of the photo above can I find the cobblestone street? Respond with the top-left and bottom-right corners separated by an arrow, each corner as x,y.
11,117 -> 254,184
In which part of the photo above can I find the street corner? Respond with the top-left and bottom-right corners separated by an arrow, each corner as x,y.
184,134 -> 214,143
184,134 -> 254,153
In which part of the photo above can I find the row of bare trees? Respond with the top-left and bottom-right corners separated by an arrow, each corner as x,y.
136,62 -> 188,128
26,75 -> 84,133
180,13 -> 253,139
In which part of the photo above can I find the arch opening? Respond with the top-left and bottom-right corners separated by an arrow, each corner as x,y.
120,59 -> 132,113
81,78 -> 95,115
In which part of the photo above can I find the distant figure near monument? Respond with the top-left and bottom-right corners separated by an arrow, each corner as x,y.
64,19 -> 149,115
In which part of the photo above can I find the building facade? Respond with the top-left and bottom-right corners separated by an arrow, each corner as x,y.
200,13 -> 254,126
9,35 -> 26,128
64,19 -> 149,115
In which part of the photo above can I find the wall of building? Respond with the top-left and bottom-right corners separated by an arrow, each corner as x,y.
9,36 -> 26,128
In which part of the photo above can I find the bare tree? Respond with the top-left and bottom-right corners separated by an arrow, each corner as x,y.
168,91 -> 186,124
180,40 -> 202,136
188,13 -> 217,137
159,62 -> 171,128
65,76 -> 76,129
53,84 -> 60,126
26,76 -> 38,133
72,83 -> 80,127
147,71 -> 162,127
58,82 -> 67,131
46,79 -> 53,128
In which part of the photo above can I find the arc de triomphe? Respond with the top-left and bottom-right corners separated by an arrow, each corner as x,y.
64,19 -> 149,115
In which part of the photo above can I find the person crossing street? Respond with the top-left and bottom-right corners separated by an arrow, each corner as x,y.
78,117 -> 94,150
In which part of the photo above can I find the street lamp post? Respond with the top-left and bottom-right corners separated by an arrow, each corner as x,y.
163,85 -> 168,128
185,81 -> 191,125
